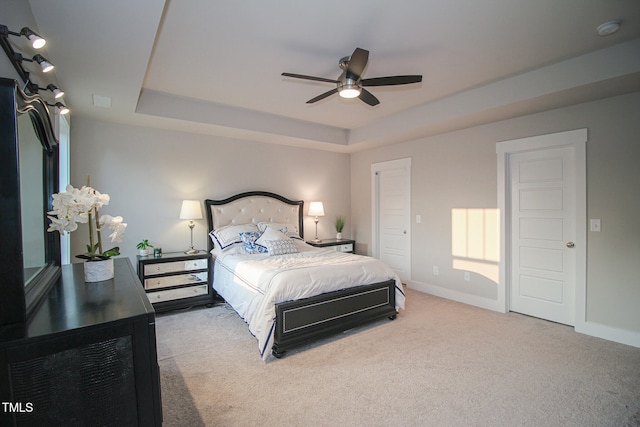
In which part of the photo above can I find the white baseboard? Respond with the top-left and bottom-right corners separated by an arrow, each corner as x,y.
407,280 -> 640,349
406,280 -> 504,313
576,320 -> 640,349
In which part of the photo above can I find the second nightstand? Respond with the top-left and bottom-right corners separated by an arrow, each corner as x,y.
306,238 -> 356,253
137,251 -> 214,312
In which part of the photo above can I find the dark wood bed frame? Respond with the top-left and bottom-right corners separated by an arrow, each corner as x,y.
205,191 -> 397,358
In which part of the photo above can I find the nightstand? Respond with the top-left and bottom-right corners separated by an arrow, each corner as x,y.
137,251 -> 214,312
306,238 -> 356,253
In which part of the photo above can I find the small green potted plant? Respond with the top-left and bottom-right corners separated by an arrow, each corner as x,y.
136,239 -> 154,256
335,215 -> 345,240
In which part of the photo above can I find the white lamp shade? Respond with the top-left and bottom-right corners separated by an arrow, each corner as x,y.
308,201 -> 325,217
179,200 -> 203,220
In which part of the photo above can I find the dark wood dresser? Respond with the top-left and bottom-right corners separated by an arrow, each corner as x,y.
0,258 -> 162,426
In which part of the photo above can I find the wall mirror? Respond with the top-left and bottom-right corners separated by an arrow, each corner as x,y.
19,112 -> 47,285
0,77 -> 60,327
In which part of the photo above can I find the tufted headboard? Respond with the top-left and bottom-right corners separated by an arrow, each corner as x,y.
204,191 -> 304,251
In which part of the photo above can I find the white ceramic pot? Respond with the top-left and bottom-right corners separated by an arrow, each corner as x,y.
336,232 -> 343,240
84,258 -> 114,282
139,249 -> 149,256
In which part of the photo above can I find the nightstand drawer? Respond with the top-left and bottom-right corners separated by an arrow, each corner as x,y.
144,259 -> 208,275
330,243 -> 353,253
144,272 -> 208,290
147,284 -> 209,303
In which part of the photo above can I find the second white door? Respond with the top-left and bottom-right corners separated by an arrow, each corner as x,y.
372,158 -> 411,283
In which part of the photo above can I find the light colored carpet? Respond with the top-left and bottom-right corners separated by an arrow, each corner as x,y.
155,288 -> 640,426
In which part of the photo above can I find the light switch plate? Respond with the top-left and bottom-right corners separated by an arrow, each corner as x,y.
590,219 -> 601,232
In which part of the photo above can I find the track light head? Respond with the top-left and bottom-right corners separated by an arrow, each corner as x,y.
20,27 -> 46,49
46,84 -> 64,99
13,52 -> 55,73
0,25 -> 46,49
50,102 -> 69,115
33,54 -> 54,72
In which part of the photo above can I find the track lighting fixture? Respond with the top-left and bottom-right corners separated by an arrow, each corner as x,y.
2,23 -> 68,115
14,53 -> 54,72
0,25 -> 46,49
33,54 -> 54,72
48,102 -> 70,115
43,84 -> 64,99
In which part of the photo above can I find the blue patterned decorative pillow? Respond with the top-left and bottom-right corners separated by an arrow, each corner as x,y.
263,239 -> 299,256
240,231 -> 267,254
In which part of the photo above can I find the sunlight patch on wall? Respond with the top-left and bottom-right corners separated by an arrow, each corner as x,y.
452,208 -> 500,283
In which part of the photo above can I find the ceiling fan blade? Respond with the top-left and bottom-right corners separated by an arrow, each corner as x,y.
346,47 -> 369,80
282,73 -> 339,84
361,75 -> 423,87
358,88 -> 380,106
307,88 -> 339,103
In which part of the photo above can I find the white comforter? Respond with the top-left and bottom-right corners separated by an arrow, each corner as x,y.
213,244 -> 405,360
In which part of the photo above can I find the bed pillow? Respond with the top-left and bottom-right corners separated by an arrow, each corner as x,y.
262,238 -> 299,256
255,226 -> 289,247
240,231 -> 268,254
257,221 -> 302,240
210,223 -> 259,250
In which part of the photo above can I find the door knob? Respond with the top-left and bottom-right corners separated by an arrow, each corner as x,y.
566,242 -> 575,248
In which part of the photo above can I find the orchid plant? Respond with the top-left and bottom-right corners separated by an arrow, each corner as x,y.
47,183 -> 127,261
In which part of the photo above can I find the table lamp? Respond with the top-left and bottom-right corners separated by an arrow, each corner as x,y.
179,200 -> 203,254
308,201 -> 325,243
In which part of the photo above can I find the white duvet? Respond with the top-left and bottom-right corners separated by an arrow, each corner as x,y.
213,242 -> 405,360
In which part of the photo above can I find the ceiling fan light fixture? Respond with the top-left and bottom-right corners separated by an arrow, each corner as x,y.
283,47 -> 421,106
339,88 -> 361,98
338,79 -> 361,99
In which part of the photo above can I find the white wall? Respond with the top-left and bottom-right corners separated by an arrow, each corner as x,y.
351,91 -> 640,341
70,118 -> 351,266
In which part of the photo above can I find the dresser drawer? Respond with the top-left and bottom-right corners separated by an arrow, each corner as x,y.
147,284 -> 209,303
330,243 -> 353,253
144,258 -> 208,276
144,272 -> 208,290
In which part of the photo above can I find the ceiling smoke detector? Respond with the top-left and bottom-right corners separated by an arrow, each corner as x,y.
597,20 -> 621,36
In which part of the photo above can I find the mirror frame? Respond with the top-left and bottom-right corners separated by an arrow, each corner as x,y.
0,77 -> 61,327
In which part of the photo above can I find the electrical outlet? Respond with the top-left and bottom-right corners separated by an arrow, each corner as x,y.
433,266 -> 439,275
464,272 -> 470,281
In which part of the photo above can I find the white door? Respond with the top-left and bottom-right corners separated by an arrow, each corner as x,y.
372,158 -> 411,283
510,146 -> 577,325
498,129 -> 586,327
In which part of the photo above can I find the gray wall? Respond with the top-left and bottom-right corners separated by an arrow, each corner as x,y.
351,91 -> 640,335
70,118 -> 351,265
3,0 -> 638,345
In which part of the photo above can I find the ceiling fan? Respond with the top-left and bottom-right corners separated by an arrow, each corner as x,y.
282,47 -> 422,106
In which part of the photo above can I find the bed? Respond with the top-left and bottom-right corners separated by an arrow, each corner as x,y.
205,191 -> 405,360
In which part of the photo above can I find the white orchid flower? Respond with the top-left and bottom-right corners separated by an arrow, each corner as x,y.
47,182 -> 126,259
100,215 -> 127,243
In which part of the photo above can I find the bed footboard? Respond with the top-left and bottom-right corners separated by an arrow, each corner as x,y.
271,280 -> 397,358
